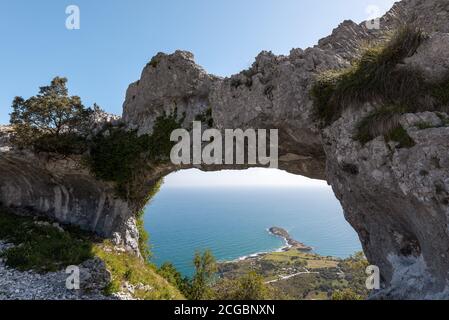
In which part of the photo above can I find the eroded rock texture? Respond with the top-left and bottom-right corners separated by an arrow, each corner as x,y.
1,0 -> 449,298
0,126 -> 140,254
121,0 -> 449,299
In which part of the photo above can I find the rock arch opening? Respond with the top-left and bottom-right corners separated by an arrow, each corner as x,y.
142,168 -> 362,276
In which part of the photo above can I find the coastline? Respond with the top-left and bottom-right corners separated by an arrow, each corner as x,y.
222,227 -> 313,264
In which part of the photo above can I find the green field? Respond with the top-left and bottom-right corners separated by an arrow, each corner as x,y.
218,248 -> 369,300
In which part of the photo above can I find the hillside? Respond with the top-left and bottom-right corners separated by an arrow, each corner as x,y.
0,209 -> 183,300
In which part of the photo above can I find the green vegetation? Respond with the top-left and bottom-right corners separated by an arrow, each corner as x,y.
311,26 -> 425,126
416,122 -> 435,130
384,125 -> 416,148
354,105 -> 403,144
136,209 -> 151,262
0,209 -> 184,299
437,112 -> 449,126
217,248 -> 369,300
213,271 -> 274,300
147,110 -> 185,162
355,105 -> 415,147
332,288 -> 364,300
86,111 -> 183,201
311,25 -> 449,146
10,77 -> 95,154
157,262 -> 191,297
86,126 -> 151,199
432,77 -> 449,105
94,242 -> 184,300
0,208 -> 370,301
158,250 -> 278,300
195,107 -> 214,127
188,250 -> 218,300
5,78 -> 193,299
0,209 -> 93,272
9,77 -> 184,203
157,250 -> 279,300
135,178 -> 164,261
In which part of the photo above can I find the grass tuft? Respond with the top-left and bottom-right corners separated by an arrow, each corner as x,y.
94,243 -> 184,300
384,125 -> 415,148
416,122 -> 435,130
354,105 -> 404,144
311,25 -> 426,126
312,24 -> 449,146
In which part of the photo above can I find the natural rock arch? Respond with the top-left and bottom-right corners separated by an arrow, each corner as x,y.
1,0 -> 449,299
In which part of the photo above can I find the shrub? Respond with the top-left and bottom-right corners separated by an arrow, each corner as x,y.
188,250 -> 218,300
135,208 -> 153,262
331,288 -> 363,300
157,262 -> 191,296
384,125 -> 415,148
212,272 -> 274,300
0,209 -> 184,299
86,109 -> 182,200
33,132 -> 89,155
432,77 -> 449,105
86,126 -> 151,199
195,107 -> 214,127
234,271 -> 271,300
147,110 -> 185,162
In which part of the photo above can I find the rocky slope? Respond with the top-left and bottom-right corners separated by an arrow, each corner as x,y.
0,241 -> 115,300
0,125 -> 140,255
1,0 -> 449,299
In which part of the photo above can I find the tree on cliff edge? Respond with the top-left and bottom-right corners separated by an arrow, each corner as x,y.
189,250 -> 218,300
10,77 -> 94,154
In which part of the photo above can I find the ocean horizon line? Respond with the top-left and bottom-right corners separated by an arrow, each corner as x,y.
160,184 -> 331,189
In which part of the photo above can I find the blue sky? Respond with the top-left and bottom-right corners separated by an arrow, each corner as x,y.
0,0 -> 396,124
164,168 -> 329,188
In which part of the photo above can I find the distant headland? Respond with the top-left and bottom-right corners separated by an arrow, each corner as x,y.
268,227 -> 312,251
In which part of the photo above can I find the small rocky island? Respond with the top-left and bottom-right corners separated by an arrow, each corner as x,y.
268,227 -> 312,251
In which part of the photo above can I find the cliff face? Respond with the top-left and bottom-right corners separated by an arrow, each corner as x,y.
1,0 -> 449,299
0,126 -> 140,254
121,0 -> 449,298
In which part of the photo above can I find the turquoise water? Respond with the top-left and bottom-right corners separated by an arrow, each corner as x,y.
144,186 -> 362,277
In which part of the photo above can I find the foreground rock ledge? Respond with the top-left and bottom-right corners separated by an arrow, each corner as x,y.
1,0 -> 449,299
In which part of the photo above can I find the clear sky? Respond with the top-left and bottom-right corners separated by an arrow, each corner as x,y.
0,0 -> 395,186
164,168 -> 329,188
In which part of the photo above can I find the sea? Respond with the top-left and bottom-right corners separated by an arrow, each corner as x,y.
143,183 -> 362,277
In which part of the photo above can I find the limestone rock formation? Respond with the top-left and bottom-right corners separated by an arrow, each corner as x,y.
0,126 -> 140,254
120,0 -> 449,299
1,0 -> 449,299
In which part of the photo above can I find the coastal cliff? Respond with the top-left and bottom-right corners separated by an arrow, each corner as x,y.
1,0 -> 449,299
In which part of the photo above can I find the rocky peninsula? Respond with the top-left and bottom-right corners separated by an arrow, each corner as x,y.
268,227 -> 312,251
